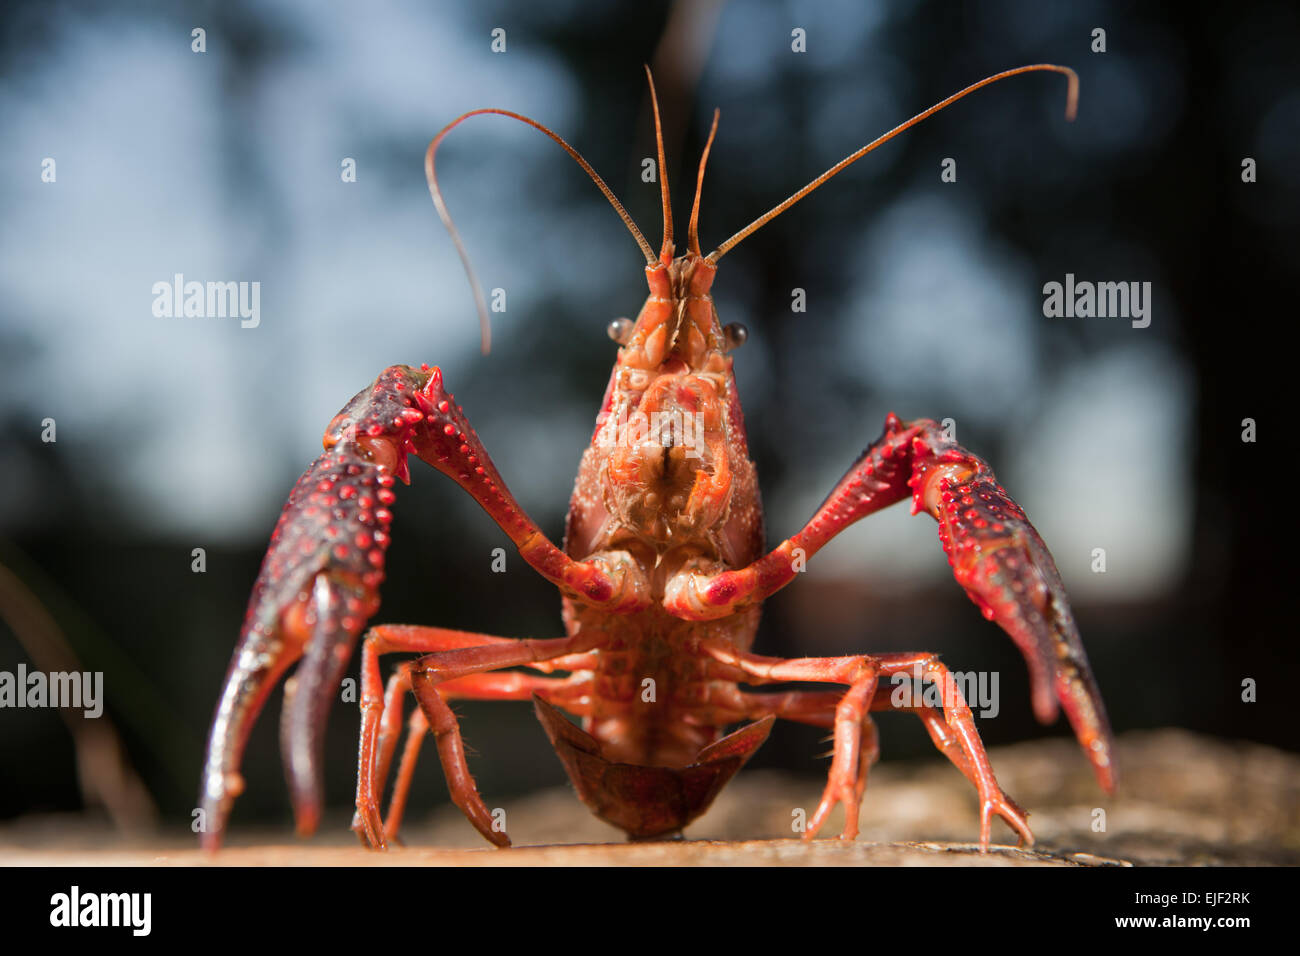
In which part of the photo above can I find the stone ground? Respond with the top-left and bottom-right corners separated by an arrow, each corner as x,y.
2,729 -> 1296,866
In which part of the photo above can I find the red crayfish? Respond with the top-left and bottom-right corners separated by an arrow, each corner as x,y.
201,64 -> 1115,852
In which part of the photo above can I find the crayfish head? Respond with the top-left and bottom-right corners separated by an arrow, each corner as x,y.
587,255 -> 751,549
608,254 -> 745,373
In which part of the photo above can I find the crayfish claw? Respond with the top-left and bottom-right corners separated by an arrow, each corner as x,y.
281,574 -> 367,837
200,602 -> 302,850
959,534 -> 1117,794
912,433 -> 1118,794
200,370 -> 428,846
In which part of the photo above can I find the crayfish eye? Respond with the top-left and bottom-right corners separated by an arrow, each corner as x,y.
723,322 -> 748,352
607,317 -> 634,345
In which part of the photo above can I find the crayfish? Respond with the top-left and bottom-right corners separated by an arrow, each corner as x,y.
200,64 -> 1115,852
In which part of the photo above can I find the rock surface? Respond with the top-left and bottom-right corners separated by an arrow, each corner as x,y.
2,729 -> 1296,866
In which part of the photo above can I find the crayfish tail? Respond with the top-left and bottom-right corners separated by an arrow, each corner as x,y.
534,695 -> 773,839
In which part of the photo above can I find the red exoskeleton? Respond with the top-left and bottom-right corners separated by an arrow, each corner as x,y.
201,64 -> 1115,852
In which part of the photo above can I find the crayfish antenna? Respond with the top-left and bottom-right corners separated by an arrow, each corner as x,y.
425,107 -> 656,354
644,65 -> 674,263
687,108 -> 720,257
706,64 -> 1079,263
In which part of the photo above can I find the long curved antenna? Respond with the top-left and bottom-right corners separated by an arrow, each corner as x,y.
426,109 -> 656,354
644,66 -> 674,263
687,109 -> 721,257
707,64 -> 1078,264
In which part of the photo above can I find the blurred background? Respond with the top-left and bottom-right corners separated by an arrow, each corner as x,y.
0,0 -> 1294,838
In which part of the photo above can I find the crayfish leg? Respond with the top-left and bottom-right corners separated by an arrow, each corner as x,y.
353,624 -> 598,848
871,652 -> 1034,849
705,643 -> 1032,850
